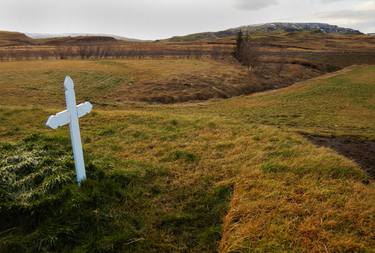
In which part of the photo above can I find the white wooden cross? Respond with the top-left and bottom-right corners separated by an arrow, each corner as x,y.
46,76 -> 93,185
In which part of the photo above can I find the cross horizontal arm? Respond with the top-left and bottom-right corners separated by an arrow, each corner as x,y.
46,102 -> 93,129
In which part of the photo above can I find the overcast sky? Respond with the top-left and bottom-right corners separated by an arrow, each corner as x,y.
0,0 -> 374,39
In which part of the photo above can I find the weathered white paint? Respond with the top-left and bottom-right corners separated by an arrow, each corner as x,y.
46,76 -> 92,184
46,102 -> 92,129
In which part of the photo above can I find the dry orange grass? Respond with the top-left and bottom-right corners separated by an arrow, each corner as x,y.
219,128 -> 374,252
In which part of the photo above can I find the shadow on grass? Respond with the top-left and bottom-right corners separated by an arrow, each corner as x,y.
0,134 -> 233,252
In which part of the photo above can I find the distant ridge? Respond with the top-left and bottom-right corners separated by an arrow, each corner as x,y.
168,22 -> 363,42
0,22 -> 365,46
228,22 -> 362,35
0,30 -> 142,46
25,33 -> 143,42
0,30 -> 33,46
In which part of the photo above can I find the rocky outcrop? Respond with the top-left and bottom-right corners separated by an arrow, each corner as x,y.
233,23 -> 363,35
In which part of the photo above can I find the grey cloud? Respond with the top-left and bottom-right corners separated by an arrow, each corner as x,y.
318,9 -> 375,20
320,0 -> 366,2
317,8 -> 375,32
320,0 -> 349,2
1,0 -> 373,39
235,0 -> 278,10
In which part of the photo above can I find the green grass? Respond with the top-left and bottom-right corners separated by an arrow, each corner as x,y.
0,135 -> 143,252
0,60 -> 374,252
0,133 -> 232,252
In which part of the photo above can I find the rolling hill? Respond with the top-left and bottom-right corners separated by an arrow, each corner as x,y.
26,32 -> 142,42
0,30 -> 123,47
167,22 -> 363,42
35,35 -> 119,46
0,30 -> 33,46
0,22 -> 365,47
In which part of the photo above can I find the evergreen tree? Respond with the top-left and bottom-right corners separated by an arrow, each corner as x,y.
234,30 -> 243,61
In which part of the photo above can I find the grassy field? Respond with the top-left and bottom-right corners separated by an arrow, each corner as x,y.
0,59 -> 374,252
0,59 -> 255,105
0,58 -> 345,105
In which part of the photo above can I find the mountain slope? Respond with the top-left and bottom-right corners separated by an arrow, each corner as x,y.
168,22 -> 362,42
26,33 -> 142,42
0,30 -> 33,46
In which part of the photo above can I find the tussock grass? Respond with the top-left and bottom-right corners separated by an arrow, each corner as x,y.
0,134 -> 157,252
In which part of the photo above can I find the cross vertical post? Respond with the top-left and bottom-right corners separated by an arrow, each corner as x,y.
64,76 -> 86,184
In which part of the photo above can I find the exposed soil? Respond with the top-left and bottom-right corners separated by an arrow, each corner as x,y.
304,134 -> 375,178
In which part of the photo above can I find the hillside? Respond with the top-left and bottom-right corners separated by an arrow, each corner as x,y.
168,22 -> 362,42
0,59 -> 374,252
35,36 -> 119,46
0,30 -> 33,46
26,33 -> 141,42
0,30 -> 123,47
0,22 -> 364,47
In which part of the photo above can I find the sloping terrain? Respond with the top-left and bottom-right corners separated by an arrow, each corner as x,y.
0,30 -> 122,47
167,23 -> 362,42
0,60 -> 374,252
0,31 -> 33,47
0,59 -> 323,105
26,33 -> 141,42
206,65 -> 375,252
35,36 -> 118,46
